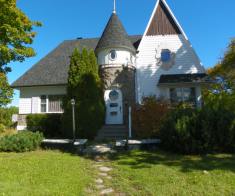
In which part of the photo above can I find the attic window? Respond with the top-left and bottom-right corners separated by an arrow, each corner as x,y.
161,49 -> 171,62
109,50 -> 117,61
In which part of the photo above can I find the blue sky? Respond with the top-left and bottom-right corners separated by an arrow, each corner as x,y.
8,0 -> 235,106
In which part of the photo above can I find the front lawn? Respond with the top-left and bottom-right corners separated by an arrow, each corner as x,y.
0,150 -> 96,196
108,150 -> 235,196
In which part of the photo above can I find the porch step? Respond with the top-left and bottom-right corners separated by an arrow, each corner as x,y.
95,125 -> 128,141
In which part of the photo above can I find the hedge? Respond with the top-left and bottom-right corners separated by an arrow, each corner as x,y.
0,131 -> 43,152
26,114 -> 63,138
132,97 -> 169,138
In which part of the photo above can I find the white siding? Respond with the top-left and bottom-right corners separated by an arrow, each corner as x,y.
98,48 -> 135,66
19,86 -> 66,114
136,34 -> 205,102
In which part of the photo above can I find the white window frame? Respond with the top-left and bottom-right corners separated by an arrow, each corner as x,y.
40,95 -> 64,114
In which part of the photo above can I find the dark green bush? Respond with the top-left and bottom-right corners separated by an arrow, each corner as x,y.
132,97 -> 169,138
0,131 -> 43,152
63,48 -> 105,140
160,90 -> 235,154
26,114 -> 63,138
160,105 -> 210,154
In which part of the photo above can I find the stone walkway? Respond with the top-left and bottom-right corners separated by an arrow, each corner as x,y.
94,155 -> 114,195
85,144 -> 125,195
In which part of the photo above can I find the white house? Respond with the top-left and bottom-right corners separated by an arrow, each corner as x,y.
12,0 -> 207,132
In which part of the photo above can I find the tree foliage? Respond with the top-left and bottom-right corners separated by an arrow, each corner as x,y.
208,39 -> 235,86
63,48 -> 105,139
0,73 -> 13,107
0,0 -> 41,73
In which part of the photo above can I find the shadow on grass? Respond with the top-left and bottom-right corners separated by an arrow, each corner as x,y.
108,150 -> 235,173
41,142 -> 235,173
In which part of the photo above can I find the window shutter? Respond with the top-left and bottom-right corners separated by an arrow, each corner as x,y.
31,97 -> 39,114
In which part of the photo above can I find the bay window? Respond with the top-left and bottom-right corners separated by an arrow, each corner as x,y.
170,87 -> 196,105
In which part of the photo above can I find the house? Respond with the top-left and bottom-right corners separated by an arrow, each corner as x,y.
12,0 -> 207,131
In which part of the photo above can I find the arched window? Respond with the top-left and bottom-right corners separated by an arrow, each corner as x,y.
109,50 -> 117,61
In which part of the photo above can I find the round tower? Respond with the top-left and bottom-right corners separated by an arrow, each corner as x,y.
95,12 -> 136,125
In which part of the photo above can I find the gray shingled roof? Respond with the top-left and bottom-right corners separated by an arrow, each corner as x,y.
95,13 -> 136,53
11,35 -> 142,88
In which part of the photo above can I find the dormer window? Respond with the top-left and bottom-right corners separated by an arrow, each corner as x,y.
161,49 -> 171,62
109,50 -> 117,61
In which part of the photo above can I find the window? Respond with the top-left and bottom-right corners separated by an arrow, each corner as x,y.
109,50 -> 117,61
40,95 -> 63,113
40,95 -> 47,113
161,49 -> 171,62
109,90 -> 119,101
48,95 -> 63,113
170,87 -> 196,105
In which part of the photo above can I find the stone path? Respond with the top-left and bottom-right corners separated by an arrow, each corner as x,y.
94,158 -> 114,195
84,143 -> 126,195
84,143 -> 116,155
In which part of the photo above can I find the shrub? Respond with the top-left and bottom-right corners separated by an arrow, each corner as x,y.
0,131 -> 43,152
63,48 -> 105,139
0,107 -> 18,128
0,124 -> 6,133
26,114 -> 63,138
159,105 -> 208,154
160,93 -> 235,154
132,97 -> 169,138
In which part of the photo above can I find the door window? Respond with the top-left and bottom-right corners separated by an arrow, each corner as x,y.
109,90 -> 119,101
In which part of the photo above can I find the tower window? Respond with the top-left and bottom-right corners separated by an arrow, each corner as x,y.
161,49 -> 171,62
109,50 -> 117,61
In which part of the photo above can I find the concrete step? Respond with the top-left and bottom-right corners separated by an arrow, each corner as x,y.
95,125 -> 128,140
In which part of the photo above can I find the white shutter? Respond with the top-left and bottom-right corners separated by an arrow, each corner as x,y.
31,97 -> 39,114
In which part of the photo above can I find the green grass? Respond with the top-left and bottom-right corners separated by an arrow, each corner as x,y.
108,150 -> 235,196
0,149 -> 234,196
0,150 -> 97,196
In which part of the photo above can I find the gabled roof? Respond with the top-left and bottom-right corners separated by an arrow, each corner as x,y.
143,0 -> 187,39
95,13 -> 136,53
11,35 -> 142,88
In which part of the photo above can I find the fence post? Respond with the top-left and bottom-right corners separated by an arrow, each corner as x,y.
128,106 -> 132,138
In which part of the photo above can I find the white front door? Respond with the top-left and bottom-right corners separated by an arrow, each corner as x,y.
104,89 -> 123,125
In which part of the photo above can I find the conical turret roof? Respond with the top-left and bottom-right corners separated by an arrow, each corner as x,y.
95,13 -> 136,53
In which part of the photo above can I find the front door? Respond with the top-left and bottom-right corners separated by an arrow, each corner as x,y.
104,89 -> 123,125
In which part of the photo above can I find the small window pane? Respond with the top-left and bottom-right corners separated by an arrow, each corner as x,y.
41,105 -> 46,113
170,88 -> 182,103
183,88 -> 196,104
110,103 -> 118,107
40,95 -> 47,113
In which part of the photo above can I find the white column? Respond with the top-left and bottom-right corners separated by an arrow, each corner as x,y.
196,86 -> 202,108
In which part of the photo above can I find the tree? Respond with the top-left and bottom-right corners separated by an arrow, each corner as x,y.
63,48 -> 105,139
0,0 -> 41,73
208,39 -> 235,87
0,73 -> 13,107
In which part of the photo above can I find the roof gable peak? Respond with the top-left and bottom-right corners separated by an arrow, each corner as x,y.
143,0 -> 188,38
